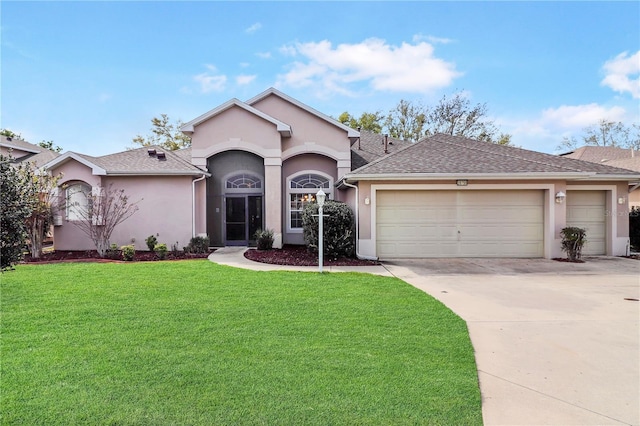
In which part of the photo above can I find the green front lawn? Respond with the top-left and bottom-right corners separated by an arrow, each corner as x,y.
1,261 -> 481,425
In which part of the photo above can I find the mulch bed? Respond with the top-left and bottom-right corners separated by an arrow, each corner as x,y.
23,250 -> 211,263
244,245 -> 379,267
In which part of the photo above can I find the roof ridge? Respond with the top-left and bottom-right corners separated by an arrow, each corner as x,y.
431,134 -> 594,173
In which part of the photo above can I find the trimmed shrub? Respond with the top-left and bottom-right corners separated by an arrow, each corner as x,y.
154,243 -> 168,259
107,243 -> 120,260
560,227 -> 586,261
186,236 -> 210,254
630,207 -> 640,251
121,245 -> 136,261
145,235 -> 158,252
254,229 -> 274,250
302,200 -> 355,259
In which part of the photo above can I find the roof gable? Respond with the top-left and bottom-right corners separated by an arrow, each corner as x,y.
246,87 -> 360,140
181,98 -> 292,137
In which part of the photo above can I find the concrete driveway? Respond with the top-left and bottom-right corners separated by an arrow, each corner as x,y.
382,257 -> 639,426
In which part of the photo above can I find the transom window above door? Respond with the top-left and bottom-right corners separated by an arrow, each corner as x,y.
226,173 -> 262,189
287,172 -> 332,231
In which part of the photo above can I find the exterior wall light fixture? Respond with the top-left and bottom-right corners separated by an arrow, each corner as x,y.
555,191 -> 566,204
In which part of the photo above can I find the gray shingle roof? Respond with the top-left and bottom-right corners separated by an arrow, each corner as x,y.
560,146 -> 636,163
46,146 -> 206,176
351,130 -> 411,170
90,146 -> 205,175
601,157 -> 640,172
348,133 -> 640,177
1,136 -> 60,168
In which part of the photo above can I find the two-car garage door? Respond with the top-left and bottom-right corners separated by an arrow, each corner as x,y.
376,190 -> 544,258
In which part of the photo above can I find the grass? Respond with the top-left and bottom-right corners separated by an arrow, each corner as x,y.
1,261 -> 481,425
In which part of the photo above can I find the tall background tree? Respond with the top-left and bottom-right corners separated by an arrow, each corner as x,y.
132,114 -> 191,151
558,119 -> 640,151
337,91 -> 512,145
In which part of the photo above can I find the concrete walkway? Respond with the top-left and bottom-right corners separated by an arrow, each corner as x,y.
209,250 -> 640,425
208,247 -> 393,276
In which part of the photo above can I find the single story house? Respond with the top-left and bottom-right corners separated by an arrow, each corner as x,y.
559,146 -> 640,210
41,88 -> 640,259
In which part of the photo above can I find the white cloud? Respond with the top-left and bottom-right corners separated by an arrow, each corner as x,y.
257,51 -> 272,59
601,50 -> 640,99
245,22 -> 262,34
236,74 -> 256,85
194,65 -> 227,93
503,103 -> 628,153
276,38 -> 461,95
412,33 -> 454,44
540,103 -> 626,128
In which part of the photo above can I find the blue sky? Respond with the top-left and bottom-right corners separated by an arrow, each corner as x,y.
2,1 -> 639,156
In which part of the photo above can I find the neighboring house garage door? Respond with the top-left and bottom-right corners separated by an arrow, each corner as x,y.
376,190 -> 544,258
566,191 -> 606,255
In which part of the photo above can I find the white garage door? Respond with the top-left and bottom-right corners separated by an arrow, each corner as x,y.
566,191 -> 606,255
376,190 -> 544,258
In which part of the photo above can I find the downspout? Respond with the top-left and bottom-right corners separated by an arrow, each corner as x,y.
341,180 -> 378,261
192,174 -> 207,238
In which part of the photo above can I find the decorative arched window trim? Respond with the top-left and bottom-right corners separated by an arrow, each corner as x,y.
286,171 -> 333,233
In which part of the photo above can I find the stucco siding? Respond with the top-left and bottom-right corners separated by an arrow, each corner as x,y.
54,175 -> 194,252
251,95 -> 351,158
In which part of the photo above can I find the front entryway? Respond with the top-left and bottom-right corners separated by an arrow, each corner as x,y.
225,195 -> 263,246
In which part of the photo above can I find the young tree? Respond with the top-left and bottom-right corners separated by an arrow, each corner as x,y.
68,184 -> 141,257
338,111 -> 384,133
0,129 -> 22,139
38,140 -> 63,153
0,155 -> 30,271
558,119 -> 639,151
384,99 -> 427,142
20,167 -> 62,259
132,114 -> 191,151
425,92 -> 500,141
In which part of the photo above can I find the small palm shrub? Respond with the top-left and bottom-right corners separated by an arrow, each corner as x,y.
121,245 -> 136,261
154,243 -> 168,259
560,227 -> 586,262
302,200 -> 355,259
254,229 -> 274,250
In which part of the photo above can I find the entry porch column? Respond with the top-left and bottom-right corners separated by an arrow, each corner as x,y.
264,158 -> 283,248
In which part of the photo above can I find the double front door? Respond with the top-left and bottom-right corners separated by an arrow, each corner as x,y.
225,195 -> 263,246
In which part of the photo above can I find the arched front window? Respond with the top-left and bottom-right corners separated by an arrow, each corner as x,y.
66,183 -> 91,221
287,172 -> 332,231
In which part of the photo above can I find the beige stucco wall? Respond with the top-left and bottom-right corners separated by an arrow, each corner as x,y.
53,170 -> 194,252
1,146 -> 32,159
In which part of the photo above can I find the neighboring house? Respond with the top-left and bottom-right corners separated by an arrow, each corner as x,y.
560,146 -> 640,210
1,135 -> 60,168
41,88 -> 640,259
